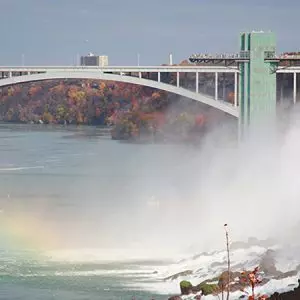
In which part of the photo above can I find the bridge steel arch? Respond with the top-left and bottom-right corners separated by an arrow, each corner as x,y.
0,72 -> 239,117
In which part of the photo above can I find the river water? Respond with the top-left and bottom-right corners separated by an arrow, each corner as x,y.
0,124 -> 206,300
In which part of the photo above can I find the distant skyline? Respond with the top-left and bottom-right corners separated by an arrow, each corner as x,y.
0,0 -> 299,66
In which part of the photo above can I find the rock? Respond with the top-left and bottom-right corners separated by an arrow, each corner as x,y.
274,270 -> 298,280
165,270 -> 193,281
196,282 -> 219,295
180,280 -> 193,295
168,296 -> 182,300
191,252 -> 211,260
217,270 -> 251,294
218,271 -> 236,288
259,249 -> 281,276
210,261 -> 226,268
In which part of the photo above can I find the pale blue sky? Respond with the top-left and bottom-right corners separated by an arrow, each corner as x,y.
0,0 -> 299,66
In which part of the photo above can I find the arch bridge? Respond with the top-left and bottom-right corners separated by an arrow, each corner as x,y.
0,66 -> 239,118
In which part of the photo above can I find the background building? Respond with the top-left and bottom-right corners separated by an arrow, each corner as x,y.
98,55 -> 109,67
80,53 -> 109,66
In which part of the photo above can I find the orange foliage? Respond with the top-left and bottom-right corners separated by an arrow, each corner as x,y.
28,86 -> 41,97
50,83 -> 65,94
67,86 -> 86,102
100,82 -> 106,90
8,87 -> 14,97
42,112 -> 54,123
151,92 -> 161,100
76,112 -> 84,124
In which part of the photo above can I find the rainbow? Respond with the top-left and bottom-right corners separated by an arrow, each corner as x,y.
0,210 -> 60,252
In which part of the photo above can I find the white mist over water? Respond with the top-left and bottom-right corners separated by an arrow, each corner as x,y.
32,109 -> 300,267
2,105 -> 300,263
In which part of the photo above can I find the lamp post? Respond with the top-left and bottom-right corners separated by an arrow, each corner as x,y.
224,224 -> 231,300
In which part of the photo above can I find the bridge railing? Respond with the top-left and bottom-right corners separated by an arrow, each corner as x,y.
190,52 -> 300,61
189,51 -> 250,61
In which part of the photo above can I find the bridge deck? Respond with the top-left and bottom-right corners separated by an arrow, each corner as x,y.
0,66 -> 238,73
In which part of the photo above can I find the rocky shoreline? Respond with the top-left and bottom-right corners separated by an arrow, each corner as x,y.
168,276 -> 300,300
268,280 -> 300,299
165,239 -> 300,300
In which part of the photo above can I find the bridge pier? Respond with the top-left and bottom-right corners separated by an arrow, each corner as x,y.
177,72 -> 179,87
215,72 -> 218,100
234,72 -> 238,107
158,72 -> 161,82
222,73 -> 226,101
196,72 -> 199,93
279,74 -> 284,105
293,72 -> 297,104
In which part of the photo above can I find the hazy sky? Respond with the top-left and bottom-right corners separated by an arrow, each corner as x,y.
0,0 -> 299,66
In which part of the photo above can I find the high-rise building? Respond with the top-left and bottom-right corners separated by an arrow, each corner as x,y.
98,55 -> 109,67
80,53 -> 109,67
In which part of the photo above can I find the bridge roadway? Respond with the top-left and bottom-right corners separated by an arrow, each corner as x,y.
0,65 -> 238,73
0,65 -> 298,73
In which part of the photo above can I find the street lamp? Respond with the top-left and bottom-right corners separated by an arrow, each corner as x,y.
224,224 -> 231,300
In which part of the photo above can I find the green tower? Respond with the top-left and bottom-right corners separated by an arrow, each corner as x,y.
239,31 -> 278,137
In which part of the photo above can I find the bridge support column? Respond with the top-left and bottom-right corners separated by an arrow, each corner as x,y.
177,72 -> 179,87
239,32 -> 277,139
196,72 -> 199,93
280,74 -> 284,104
215,72 -> 218,100
8,71 -> 12,78
293,72 -> 297,104
158,72 -> 160,82
139,72 -> 142,78
222,73 -> 226,100
234,72 -> 238,107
